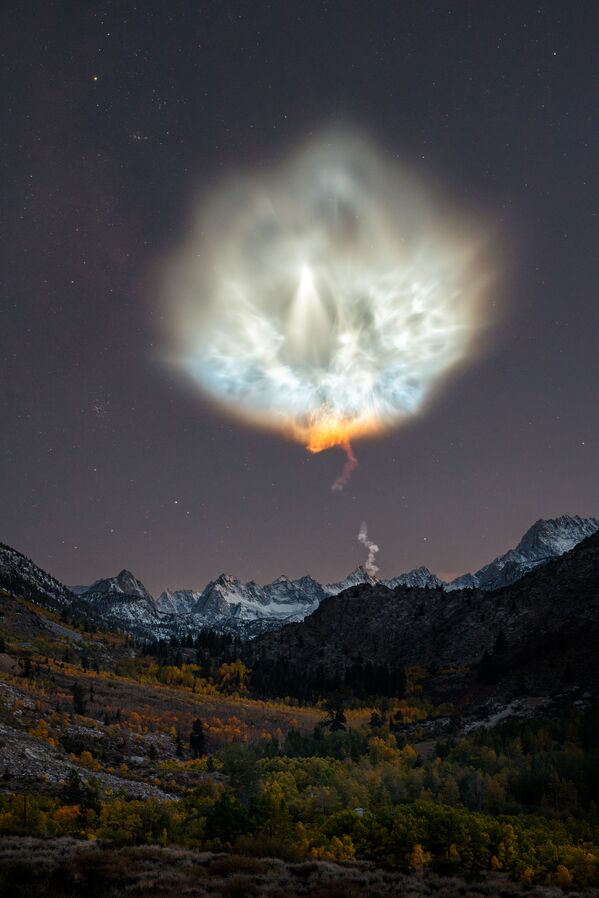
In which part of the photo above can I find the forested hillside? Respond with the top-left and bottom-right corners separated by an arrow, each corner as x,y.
1,570 -> 599,895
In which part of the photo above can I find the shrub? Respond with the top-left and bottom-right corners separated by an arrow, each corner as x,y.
209,854 -> 269,876
220,875 -> 261,898
235,834 -> 303,862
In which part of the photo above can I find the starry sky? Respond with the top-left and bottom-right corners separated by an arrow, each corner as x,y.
2,1 -> 598,595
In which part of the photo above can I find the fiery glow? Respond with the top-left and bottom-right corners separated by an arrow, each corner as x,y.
302,416 -> 381,453
165,129 -> 491,486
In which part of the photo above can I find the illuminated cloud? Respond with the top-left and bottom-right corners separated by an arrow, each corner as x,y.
166,129 -> 491,477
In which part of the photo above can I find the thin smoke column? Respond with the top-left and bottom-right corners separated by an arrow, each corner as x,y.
332,441 -> 357,492
165,128 -> 491,488
358,521 -> 379,577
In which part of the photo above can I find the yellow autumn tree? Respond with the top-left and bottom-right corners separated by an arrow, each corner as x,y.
216,660 -> 249,694
555,865 -> 573,888
410,843 -> 431,871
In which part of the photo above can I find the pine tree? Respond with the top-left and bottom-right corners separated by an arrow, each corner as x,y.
370,710 -> 385,729
189,717 -> 206,758
71,681 -> 87,715
329,706 -> 347,732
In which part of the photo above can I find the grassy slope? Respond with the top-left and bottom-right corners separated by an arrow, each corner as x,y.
0,589 -> 324,797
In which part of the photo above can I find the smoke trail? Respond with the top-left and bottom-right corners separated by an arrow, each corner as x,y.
332,441 -> 358,492
357,520 -> 379,577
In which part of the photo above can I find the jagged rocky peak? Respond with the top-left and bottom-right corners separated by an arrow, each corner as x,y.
448,573 -> 478,591
265,574 -> 324,608
155,588 -> 201,615
85,569 -> 153,601
383,566 -> 443,590
516,515 -> 599,558
211,573 -> 242,589
447,515 -> 599,592
292,574 -> 325,593
325,564 -> 378,595
0,542 -> 74,608
196,571 -> 323,615
3,512 -> 597,642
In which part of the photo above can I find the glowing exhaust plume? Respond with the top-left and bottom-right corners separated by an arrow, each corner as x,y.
358,521 -> 379,577
166,129 -> 489,487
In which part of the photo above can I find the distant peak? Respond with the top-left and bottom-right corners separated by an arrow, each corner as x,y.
447,514 -> 599,592
352,564 -> 377,578
210,573 -> 241,588
517,515 -> 599,552
85,568 -> 152,601
382,566 -> 443,590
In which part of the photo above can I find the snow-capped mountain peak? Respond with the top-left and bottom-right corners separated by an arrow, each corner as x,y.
155,588 -> 201,616
516,515 -> 599,559
6,513 -> 595,642
85,569 -> 152,602
325,565 -> 378,596
382,566 -> 443,590
192,572 -> 324,622
447,515 -> 599,591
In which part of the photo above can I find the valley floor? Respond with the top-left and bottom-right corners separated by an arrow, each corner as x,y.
1,589 -> 599,894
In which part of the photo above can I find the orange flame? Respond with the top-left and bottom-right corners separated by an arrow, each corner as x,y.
295,415 -> 384,491
301,416 -> 383,454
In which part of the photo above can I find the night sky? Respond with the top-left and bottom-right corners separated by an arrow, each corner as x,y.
2,1 -> 598,595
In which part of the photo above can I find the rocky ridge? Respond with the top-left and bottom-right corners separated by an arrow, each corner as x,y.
1,516 -> 597,641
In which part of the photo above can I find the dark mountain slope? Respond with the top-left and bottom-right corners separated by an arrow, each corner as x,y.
0,543 -> 100,630
0,543 -> 75,610
250,530 -> 599,702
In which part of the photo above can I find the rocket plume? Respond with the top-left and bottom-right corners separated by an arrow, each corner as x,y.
165,128 -> 492,483
332,441 -> 358,491
358,521 -> 379,577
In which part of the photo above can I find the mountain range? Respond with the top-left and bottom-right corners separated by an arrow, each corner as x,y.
249,525 -> 599,714
1,514 -> 598,640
